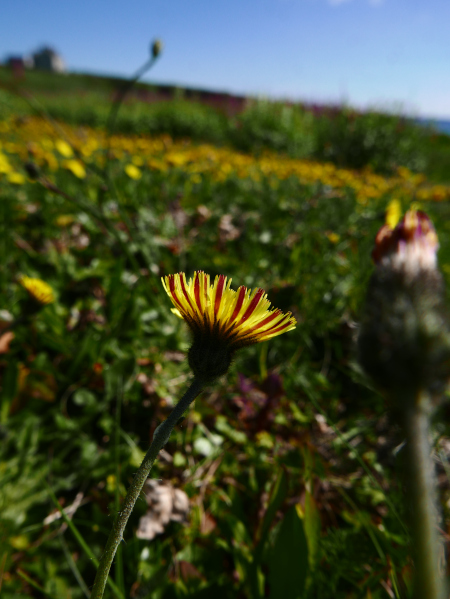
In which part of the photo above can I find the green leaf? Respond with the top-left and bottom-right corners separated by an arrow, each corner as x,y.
303,491 -> 321,571
250,470 -> 288,598
215,415 -> 247,444
0,359 -> 18,423
268,505 -> 309,599
258,469 -> 288,550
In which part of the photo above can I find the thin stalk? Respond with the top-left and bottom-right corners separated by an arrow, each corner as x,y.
58,535 -> 90,598
105,55 -> 157,138
403,390 -> 446,599
45,483 -> 124,599
114,378 -> 124,596
89,377 -> 204,599
16,570 -> 50,596
100,54 -> 159,195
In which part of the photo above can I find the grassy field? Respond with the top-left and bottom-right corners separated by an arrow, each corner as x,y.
1,72 -> 450,598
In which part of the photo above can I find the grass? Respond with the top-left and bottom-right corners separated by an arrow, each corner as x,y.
0,73 -> 450,598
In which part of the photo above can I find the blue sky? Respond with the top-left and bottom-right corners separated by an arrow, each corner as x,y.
1,0 -> 449,119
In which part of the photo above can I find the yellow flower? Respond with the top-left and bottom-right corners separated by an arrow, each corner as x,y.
326,232 -> 340,244
19,276 -> 55,305
125,164 -> 142,180
64,159 -> 86,179
7,172 -> 26,185
55,215 -> 75,227
55,140 -> 73,158
162,271 -> 296,381
0,153 -> 12,174
385,199 -> 402,229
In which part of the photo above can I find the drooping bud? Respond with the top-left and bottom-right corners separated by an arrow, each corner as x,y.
358,210 -> 450,402
151,39 -> 163,59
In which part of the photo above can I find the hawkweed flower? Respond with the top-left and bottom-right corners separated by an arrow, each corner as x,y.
19,276 -> 55,305
162,271 -> 296,381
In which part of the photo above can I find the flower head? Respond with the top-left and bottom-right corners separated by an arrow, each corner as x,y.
372,209 -> 439,276
151,39 -> 163,59
19,276 -> 55,305
162,271 -> 296,381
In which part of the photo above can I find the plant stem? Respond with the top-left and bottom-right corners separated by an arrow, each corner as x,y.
403,390 -> 446,599
89,377 -> 204,599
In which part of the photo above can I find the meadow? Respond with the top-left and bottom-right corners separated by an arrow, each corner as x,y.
1,68 -> 450,598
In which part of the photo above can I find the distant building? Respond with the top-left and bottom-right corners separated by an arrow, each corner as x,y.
4,55 -> 33,78
5,55 -> 34,69
32,47 -> 66,73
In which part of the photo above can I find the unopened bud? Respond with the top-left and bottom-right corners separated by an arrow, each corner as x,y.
24,161 -> 40,180
358,210 -> 450,402
151,39 -> 163,59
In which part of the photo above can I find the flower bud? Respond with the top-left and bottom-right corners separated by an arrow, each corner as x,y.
358,210 -> 450,402
151,39 -> 163,59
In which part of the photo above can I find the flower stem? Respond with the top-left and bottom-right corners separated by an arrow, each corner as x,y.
403,390 -> 446,599
89,377 -> 204,599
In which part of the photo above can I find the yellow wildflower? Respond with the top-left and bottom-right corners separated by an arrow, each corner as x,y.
125,164 -> 142,180
55,215 -> 75,227
162,271 -> 296,381
7,172 -> 26,185
0,153 -> 12,174
19,276 -> 55,305
326,232 -> 340,244
385,199 -> 402,229
64,160 -> 86,179
55,140 -> 73,158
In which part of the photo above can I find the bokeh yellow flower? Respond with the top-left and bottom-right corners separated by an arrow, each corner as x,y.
7,172 -> 26,185
19,276 -> 55,305
385,199 -> 402,229
64,159 -> 86,179
55,215 -> 75,227
125,164 -> 142,180
55,140 -> 73,158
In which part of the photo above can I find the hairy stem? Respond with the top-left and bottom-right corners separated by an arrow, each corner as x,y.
403,390 -> 446,599
89,378 -> 204,599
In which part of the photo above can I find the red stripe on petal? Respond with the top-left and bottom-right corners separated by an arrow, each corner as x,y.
241,314 -> 292,340
246,309 -> 281,333
257,321 -> 293,338
238,289 -> 264,324
194,272 -> 203,312
168,275 -> 183,309
180,275 -> 195,312
214,275 -> 225,316
229,286 -> 246,322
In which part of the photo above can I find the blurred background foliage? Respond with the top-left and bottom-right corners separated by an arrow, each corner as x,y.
1,66 -> 450,598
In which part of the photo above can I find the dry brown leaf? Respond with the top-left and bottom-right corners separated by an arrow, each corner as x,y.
0,331 -> 14,354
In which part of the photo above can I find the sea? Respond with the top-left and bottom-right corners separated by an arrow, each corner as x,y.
416,118 -> 450,136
